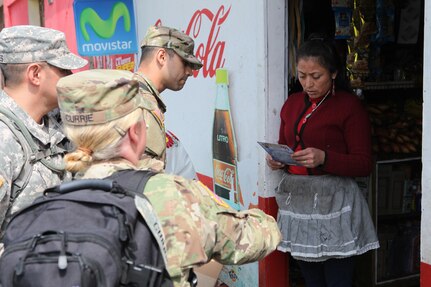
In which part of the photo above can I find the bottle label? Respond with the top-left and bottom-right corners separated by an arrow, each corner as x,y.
213,110 -> 236,160
213,159 -> 237,192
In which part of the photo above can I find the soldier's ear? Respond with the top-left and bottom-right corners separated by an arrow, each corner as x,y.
128,121 -> 146,150
27,63 -> 43,86
123,120 -> 147,162
155,48 -> 168,66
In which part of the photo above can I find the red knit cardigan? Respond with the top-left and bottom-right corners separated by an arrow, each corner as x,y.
278,90 -> 373,177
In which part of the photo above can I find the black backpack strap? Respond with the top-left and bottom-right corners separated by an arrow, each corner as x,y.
108,170 -> 169,268
0,112 -> 34,202
45,169 -> 155,197
107,169 -> 157,194
0,107 -> 66,174
113,170 -> 197,287
44,179 -> 115,194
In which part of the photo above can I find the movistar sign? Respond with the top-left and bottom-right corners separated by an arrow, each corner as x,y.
73,0 -> 138,56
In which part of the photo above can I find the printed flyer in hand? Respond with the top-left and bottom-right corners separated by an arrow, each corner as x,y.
258,142 -> 299,165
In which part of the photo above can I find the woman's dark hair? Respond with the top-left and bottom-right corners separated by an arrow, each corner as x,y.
296,33 -> 352,93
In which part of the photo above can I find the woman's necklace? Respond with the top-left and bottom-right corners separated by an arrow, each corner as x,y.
303,90 -> 330,123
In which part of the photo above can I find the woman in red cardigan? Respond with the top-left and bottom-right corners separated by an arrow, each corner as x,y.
267,34 -> 379,287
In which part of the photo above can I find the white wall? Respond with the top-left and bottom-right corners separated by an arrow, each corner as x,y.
260,0 -> 287,198
134,0 -> 286,207
421,0 -> 431,265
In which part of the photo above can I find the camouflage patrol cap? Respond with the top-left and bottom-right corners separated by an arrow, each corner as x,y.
0,25 -> 88,70
57,69 -> 155,126
141,25 -> 203,70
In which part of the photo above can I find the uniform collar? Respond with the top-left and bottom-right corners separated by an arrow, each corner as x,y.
133,72 -> 167,113
82,159 -> 138,179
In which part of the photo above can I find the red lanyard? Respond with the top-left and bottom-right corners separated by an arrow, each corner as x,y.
289,94 -> 328,175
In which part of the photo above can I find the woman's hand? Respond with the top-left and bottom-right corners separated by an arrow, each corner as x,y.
266,155 -> 286,170
291,148 -> 325,168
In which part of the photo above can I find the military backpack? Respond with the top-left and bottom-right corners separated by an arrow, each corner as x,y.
0,169 -> 173,287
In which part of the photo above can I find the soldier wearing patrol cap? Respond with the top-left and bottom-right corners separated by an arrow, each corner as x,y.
57,69 -> 281,287
0,25 -> 88,245
134,25 -> 203,176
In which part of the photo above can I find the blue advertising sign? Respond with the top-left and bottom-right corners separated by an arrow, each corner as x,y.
73,0 -> 138,56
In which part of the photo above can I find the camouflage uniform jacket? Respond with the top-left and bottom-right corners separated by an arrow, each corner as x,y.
133,72 -> 166,170
82,160 -> 281,287
0,91 -> 71,234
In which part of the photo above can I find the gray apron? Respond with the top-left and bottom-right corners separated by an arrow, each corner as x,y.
276,174 -> 379,262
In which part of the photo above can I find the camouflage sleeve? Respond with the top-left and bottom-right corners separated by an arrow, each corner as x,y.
187,181 -> 282,265
144,174 -> 281,286
0,124 -> 25,231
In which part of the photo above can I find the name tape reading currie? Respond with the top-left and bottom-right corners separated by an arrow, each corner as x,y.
64,114 -> 94,124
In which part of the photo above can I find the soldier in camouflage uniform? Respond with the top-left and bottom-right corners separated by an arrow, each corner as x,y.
57,69 -> 281,287
134,25 -> 203,174
0,26 -> 88,246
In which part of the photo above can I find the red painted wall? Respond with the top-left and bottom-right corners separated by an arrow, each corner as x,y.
43,0 -> 78,56
4,0 -> 28,26
421,262 -> 431,287
259,196 -> 289,287
196,172 -> 213,191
